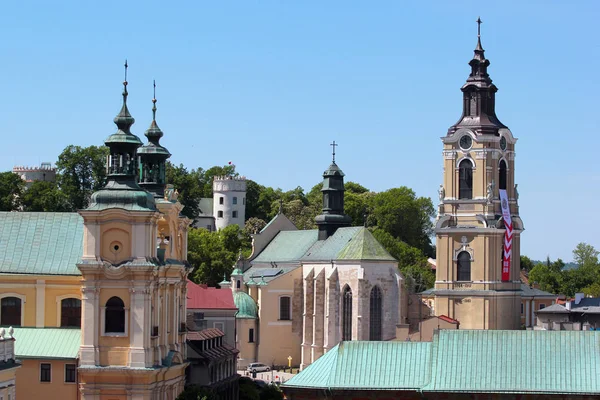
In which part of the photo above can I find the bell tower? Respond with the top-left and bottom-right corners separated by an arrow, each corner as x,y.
77,63 -> 190,400
434,19 -> 524,330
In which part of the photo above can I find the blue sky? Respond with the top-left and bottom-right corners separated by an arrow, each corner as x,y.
1,1 -> 599,261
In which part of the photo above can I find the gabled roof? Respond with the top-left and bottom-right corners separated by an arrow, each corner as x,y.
283,330 -> 600,395
187,328 -> 223,341
535,303 -> 569,314
13,328 -> 80,359
252,230 -> 317,263
283,341 -> 431,390
0,212 -> 83,276
252,226 -> 395,265
186,280 -> 236,310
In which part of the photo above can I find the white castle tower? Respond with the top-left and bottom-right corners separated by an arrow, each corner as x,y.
213,175 -> 247,230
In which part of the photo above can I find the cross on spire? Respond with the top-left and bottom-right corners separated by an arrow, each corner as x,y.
152,80 -> 157,121
477,17 -> 482,37
330,141 -> 338,163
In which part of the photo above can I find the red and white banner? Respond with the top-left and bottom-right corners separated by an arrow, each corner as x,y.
499,189 -> 512,282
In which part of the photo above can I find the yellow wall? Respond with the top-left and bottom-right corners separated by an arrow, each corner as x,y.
0,365 -> 18,400
256,269 -> 303,367
16,359 -> 77,400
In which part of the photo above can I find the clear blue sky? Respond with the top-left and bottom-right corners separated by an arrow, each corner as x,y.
2,1 -> 599,261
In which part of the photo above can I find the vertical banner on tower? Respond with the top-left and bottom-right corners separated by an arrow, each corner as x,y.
499,189 -> 512,282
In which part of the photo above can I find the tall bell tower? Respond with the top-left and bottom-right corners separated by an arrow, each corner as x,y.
434,19 -> 524,330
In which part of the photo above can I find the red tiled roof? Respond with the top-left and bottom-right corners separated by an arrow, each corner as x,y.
187,328 -> 224,341
186,280 -> 237,310
438,315 -> 459,325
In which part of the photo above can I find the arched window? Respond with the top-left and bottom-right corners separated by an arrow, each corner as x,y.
1,297 -> 21,326
457,251 -> 471,282
459,159 -> 473,199
236,280 -> 241,289
369,286 -> 382,341
279,296 -> 291,320
499,160 -> 507,190
105,297 -> 125,333
61,298 -> 81,328
342,286 -> 352,341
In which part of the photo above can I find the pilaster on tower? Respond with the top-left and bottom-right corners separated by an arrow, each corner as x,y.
433,19 -> 524,331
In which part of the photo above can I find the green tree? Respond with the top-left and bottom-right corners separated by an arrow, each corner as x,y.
370,187 -> 435,257
165,162 -> 203,220
244,217 -> 267,235
22,181 -> 69,212
56,145 -> 108,210
0,172 -> 25,211
176,386 -> 216,400
201,164 -> 237,197
188,225 -> 247,286
259,384 -> 283,400
371,228 -> 434,293
572,242 -> 599,268
239,377 -> 260,400
528,263 -> 561,294
520,255 -> 535,272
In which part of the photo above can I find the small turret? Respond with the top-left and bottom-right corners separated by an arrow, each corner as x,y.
315,141 -> 351,240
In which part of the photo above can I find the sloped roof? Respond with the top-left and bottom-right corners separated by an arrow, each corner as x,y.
426,330 -> 600,394
187,328 -> 223,341
233,291 -> 258,319
283,330 -> 600,395
13,328 -> 80,359
283,341 -> 431,390
520,283 -> 556,298
535,303 -> 569,314
253,226 -> 395,265
0,213 -> 83,275
252,230 -> 317,263
186,280 -> 236,310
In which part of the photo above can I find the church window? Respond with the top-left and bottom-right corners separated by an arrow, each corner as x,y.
342,286 -> 352,341
233,197 -> 238,205
499,160 -> 507,190
236,280 -> 241,289
369,286 -> 383,341
1,297 -> 21,326
219,197 -> 224,205
105,296 -> 125,333
248,328 -> 254,343
218,211 -> 224,218
61,298 -> 81,328
65,364 -> 76,383
40,363 -> 51,382
232,211 -> 238,218
458,159 -> 473,199
521,303 -> 524,314
279,296 -> 291,320
457,251 -> 471,282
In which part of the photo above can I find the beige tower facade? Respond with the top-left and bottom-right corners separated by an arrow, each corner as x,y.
433,22 -> 524,330
76,72 -> 190,399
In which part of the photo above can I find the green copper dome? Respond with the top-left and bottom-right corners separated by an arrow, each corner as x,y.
233,291 -> 258,319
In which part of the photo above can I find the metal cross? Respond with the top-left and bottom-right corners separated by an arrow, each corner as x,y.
330,141 -> 338,163
477,17 -> 482,37
153,80 -> 156,99
124,59 -> 128,82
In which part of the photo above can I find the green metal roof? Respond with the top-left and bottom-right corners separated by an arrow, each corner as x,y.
13,328 -> 81,359
283,341 -> 431,390
0,213 -> 83,275
253,227 -> 395,265
233,291 -> 258,319
426,330 -> 600,394
283,330 -> 600,395
252,230 -> 318,263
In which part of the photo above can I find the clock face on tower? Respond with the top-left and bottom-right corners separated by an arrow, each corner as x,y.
500,136 -> 507,151
459,135 -> 472,151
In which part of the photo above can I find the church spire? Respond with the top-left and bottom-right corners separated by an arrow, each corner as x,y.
87,61 -> 156,212
315,141 -> 351,241
138,80 -> 171,199
448,18 -> 507,136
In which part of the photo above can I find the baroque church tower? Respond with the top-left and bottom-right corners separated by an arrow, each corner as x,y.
434,20 -> 524,330
77,64 -> 190,399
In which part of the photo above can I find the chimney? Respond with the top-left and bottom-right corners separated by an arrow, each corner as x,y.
575,293 -> 584,305
565,301 -> 572,311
